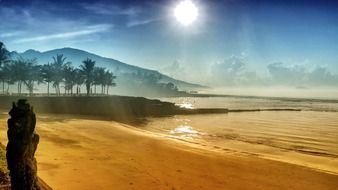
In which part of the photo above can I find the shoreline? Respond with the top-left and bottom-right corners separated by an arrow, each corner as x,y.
143,111 -> 338,175
35,118 -> 338,190
0,96 -> 337,189
0,114 -> 337,189
0,108 -> 338,175
170,92 -> 338,103
148,129 -> 338,176
0,96 -> 302,124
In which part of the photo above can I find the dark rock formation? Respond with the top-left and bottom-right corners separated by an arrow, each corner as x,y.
6,99 -> 40,190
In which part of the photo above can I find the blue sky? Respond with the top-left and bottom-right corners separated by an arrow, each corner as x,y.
1,0 -> 338,86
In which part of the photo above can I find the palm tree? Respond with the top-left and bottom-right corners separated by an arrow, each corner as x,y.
0,67 -> 9,94
24,61 -> 41,95
74,69 -> 85,95
1,63 -> 15,94
41,63 -> 54,95
10,58 -> 26,94
51,54 -> 70,95
98,68 -> 107,94
0,42 -> 9,66
104,70 -> 116,95
80,58 -> 96,95
0,42 -> 11,93
25,71 -> 39,95
10,58 -> 38,94
93,67 -> 106,94
64,65 -> 77,95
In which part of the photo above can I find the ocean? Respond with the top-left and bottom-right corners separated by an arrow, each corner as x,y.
143,96 -> 338,174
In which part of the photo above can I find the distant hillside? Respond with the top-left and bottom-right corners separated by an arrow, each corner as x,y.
10,48 -> 205,94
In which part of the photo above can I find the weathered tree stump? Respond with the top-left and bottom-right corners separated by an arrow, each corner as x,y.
6,99 -> 40,190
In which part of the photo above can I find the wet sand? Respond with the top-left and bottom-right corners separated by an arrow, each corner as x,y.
0,114 -> 337,190
144,111 -> 338,174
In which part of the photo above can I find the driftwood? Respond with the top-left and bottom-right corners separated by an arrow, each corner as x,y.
6,99 -> 40,190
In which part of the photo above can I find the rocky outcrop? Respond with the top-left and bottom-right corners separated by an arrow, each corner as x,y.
6,99 -> 40,190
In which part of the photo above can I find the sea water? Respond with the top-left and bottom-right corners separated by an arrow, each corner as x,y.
144,96 -> 338,174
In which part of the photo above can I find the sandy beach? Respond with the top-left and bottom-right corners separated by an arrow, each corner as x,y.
0,114 -> 337,190
144,111 -> 338,175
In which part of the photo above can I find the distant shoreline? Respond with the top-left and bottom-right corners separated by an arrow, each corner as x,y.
0,95 -> 303,124
2,92 -> 338,103
179,93 -> 338,103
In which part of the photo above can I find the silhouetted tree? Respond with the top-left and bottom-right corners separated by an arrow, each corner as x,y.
0,42 -> 11,93
1,63 -> 15,94
80,58 -> 96,95
0,64 -> 11,94
104,70 -> 116,95
0,48 -> 119,96
23,61 -> 41,95
74,69 -> 85,95
93,67 -> 106,94
64,65 -> 77,95
41,63 -> 53,96
10,58 -> 27,94
8,58 -> 39,95
51,54 -> 70,95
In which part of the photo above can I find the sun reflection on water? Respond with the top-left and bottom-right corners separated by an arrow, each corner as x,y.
170,125 -> 199,139
177,103 -> 194,109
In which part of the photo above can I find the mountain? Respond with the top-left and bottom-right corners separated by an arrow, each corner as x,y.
10,47 -> 205,96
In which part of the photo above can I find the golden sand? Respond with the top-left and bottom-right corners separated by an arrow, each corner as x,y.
0,115 -> 337,190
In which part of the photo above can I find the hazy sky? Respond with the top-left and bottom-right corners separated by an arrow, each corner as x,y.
1,0 -> 338,86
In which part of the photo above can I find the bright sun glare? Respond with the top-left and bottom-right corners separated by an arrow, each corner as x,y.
174,0 -> 198,26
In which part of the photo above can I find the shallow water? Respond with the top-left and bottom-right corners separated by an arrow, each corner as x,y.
159,96 -> 338,111
144,97 -> 338,174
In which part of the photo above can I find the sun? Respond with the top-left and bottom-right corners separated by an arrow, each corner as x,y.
174,0 -> 199,26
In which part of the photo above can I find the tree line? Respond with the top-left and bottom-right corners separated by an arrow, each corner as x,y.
0,42 -> 116,96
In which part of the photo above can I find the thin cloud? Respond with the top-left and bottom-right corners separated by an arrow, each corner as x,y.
80,2 -> 156,27
0,31 -> 23,38
13,24 -> 113,43
80,2 -> 141,17
126,18 -> 158,27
